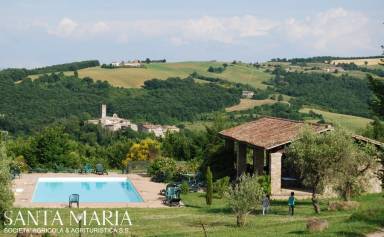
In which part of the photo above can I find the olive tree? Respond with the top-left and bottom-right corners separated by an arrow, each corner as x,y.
226,174 -> 263,227
288,129 -> 379,212
0,135 -> 14,226
333,142 -> 378,201
287,129 -> 337,213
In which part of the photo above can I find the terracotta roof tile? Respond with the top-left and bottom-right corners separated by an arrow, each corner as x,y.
219,116 -> 332,150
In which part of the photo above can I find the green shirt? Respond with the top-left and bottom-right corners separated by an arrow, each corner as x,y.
288,196 -> 295,206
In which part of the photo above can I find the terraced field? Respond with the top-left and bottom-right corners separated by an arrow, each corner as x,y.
74,62 -> 271,88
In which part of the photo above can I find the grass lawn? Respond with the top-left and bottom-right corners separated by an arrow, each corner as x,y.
183,121 -> 213,131
300,107 -> 372,133
2,193 -> 383,237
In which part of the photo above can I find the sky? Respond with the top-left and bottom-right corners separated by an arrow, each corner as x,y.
0,0 -> 383,68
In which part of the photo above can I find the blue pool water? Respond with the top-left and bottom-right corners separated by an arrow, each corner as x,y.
32,178 -> 143,203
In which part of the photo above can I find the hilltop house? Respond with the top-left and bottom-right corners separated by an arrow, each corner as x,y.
111,62 -> 120,67
110,60 -> 142,68
242,90 -> 254,99
88,104 -> 138,132
123,60 -> 142,68
323,66 -> 345,73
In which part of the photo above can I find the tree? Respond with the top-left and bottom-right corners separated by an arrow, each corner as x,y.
122,138 -> 160,167
287,129 -> 339,213
74,70 -> 79,78
368,75 -> 384,118
0,134 -> 14,226
363,117 -> 384,142
333,142 -> 378,201
288,129 -> 379,210
30,126 -> 74,169
226,174 -> 263,227
277,94 -> 284,101
206,166 -> 213,205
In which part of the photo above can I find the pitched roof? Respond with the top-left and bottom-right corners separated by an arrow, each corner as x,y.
219,116 -> 332,150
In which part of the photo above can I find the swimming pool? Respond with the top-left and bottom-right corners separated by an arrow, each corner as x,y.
32,177 -> 143,203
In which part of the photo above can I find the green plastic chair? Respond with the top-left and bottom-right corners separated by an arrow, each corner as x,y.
95,164 -> 108,175
80,164 -> 93,174
163,184 -> 181,206
69,194 -> 79,208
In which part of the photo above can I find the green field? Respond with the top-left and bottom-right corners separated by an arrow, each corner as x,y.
300,107 -> 372,133
69,62 -> 271,89
2,193 -> 383,237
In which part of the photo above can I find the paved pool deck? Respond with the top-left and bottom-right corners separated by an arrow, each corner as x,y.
12,173 -> 167,208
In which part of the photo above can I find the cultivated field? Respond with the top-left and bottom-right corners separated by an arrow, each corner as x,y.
74,62 -> 271,89
225,99 -> 276,112
330,58 -> 384,66
300,107 -> 372,132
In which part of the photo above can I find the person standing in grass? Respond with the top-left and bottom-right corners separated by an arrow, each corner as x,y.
288,192 -> 295,216
261,194 -> 270,215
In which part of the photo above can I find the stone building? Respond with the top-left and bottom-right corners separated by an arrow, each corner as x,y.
138,124 -> 180,138
219,116 -> 382,197
242,90 -> 254,99
88,104 -> 138,132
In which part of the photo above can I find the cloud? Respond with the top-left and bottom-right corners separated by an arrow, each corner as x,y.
180,15 -> 277,44
46,15 -> 276,43
49,17 -> 78,37
42,8 -> 380,56
89,21 -> 109,34
281,8 -> 375,52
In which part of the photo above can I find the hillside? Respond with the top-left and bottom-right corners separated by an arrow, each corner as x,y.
72,62 -> 271,89
300,107 -> 372,132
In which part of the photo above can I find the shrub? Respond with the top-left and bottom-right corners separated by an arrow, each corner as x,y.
147,157 -> 176,182
214,176 -> 230,199
257,175 -> 271,195
206,167 -> 213,205
328,201 -> 360,211
307,218 -> 329,232
12,155 -> 29,172
180,181 -> 189,194
0,137 -> 14,226
123,138 -> 160,167
226,174 -> 264,227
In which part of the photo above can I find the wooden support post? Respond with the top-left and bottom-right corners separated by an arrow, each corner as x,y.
253,148 -> 265,175
237,142 -> 247,178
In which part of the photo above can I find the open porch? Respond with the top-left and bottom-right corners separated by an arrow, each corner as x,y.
219,116 -> 333,196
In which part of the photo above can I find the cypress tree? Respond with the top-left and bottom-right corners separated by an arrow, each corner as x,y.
206,166 -> 213,205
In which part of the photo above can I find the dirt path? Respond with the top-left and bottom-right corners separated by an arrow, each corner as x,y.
366,229 -> 384,237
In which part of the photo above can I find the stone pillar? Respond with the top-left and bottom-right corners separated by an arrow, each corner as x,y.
253,148 -> 265,175
270,152 -> 282,195
237,142 -> 247,178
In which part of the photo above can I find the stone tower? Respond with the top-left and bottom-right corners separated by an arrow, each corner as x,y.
101,104 -> 107,118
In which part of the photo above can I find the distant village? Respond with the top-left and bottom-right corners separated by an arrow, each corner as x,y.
88,104 -> 179,137
101,58 -> 167,69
